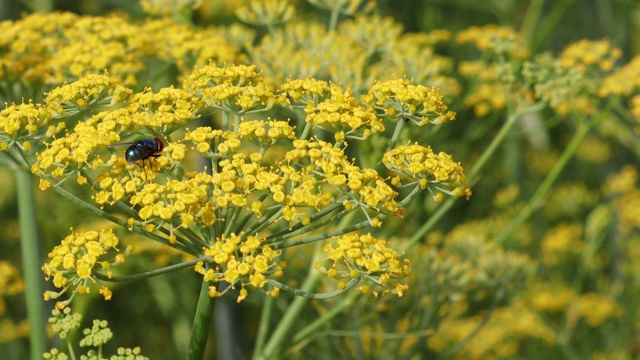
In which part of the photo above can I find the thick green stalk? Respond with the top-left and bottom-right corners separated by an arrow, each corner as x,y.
328,7 -> 340,32
186,280 -> 217,360
15,169 -> 46,360
528,0 -> 576,53
255,245 -> 323,360
496,120 -> 594,244
520,0 -> 545,49
406,104 -> 544,249
253,296 -> 274,356
290,288 -> 359,345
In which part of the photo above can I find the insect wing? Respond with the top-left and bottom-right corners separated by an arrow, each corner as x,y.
106,141 -> 139,148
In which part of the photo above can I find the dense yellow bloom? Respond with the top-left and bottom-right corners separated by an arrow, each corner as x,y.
248,21 -> 367,87
541,223 -> 583,265
141,0 -> 201,16
523,53 -> 598,116
429,300 -> 555,358
367,31 -> 459,98
568,293 -> 623,327
0,261 -> 25,301
0,103 -> 51,149
602,165 -> 638,196
338,14 -> 402,55
42,229 -> 122,307
600,55 -> 640,97
383,143 -> 469,199
458,61 -> 508,117
320,233 -> 410,296
44,74 -> 133,118
307,0 -> 375,15
0,12 -> 239,86
456,25 -> 529,58
363,78 -> 456,124
14,61 -> 466,304
183,64 -> 286,113
544,183 -> 597,220
559,39 -> 621,74
530,283 -> 575,312
301,83 -> 384,140
199,233 -> 280,297
236,0 -> 295,26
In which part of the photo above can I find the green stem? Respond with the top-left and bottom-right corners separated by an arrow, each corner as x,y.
50,183 -> 196,255
299,122 -> 313,140
528,0 -> 576,53
93,256 -> 211,282
186,280 -> 217,360
15,169 -> 47,360
520,0 -> 545,50
496,119 -> 595,244
328,7 -> 340,32
288,289 -> 359,349
266,277 -> 359,299
253,295 -> 274,357
468,103 -> 544,182
255,245 -> 323,360
406,104 -> 544,249
375,118 -> 405,173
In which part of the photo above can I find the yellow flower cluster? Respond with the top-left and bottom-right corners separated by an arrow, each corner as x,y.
183,64 -> 285,113
291,81 -> 383,140
43,74 -> 133,118
280,77 -> 332,105
559,39 -> 621,74
530,283 -> 575,312
429,300 -> 555,358
363,78 -> 456,124
247,21 -> 366,88
197,232 -> 281,301
631,95 -> 640,121
612,188 -> 640,235
458,61 -> 507,117
0,103 -> 50,150
338,14 -> 402,54
285,139 -> 399,217
0,12 -> 239,86
246,15 -> 458,93
320,233 -> 410,296
455,25 -> 529,58
568,293 -> 623,327
141,0 -> 199,16
543,183 -> 597,220
368,31 -> 459,97
602,164 -> 637,197
42,229 -> 123,308
600,55 -> 640,97
0,261 -> 25,298
32,79 -> 201,183
236,0 -> 295,26
7,62 -> 467,304
382,143 -> 469,201
540,223 -> 583,265
307,0 -> 375,15
523,53 -> 598,116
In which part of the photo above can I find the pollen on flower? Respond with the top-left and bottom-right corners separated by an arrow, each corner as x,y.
319,233 -> 409,297
365,77 -> 455,124
383,142 -> 468,201
39,179 -> 52,191
42,229 -> 122,303
99,286 -> 113,300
